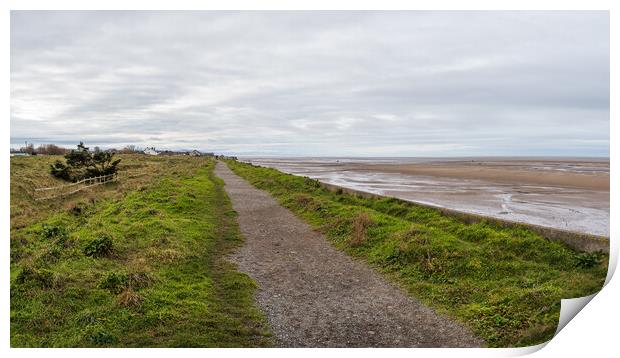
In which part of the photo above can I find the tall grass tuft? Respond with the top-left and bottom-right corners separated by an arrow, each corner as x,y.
350,212 -> 373,247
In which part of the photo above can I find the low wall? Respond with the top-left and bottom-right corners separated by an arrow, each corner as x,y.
319,182 -> 609,253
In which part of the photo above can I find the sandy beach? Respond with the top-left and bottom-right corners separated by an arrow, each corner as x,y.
351,159 -> 609,191
242,157 -> 610,237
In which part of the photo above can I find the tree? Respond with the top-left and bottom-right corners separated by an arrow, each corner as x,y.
36,144 -> 68,155
50,142 -> 121,182
20,143 -> 36,155
119,144 -> 139,154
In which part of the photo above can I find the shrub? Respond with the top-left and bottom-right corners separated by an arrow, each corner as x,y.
15,267 -> 59,289
294,193 -> 323,211
303,177 -> 321,189
99,270 -> 153,294
50,160 -> 72,180
39,244 -> 63,264
70,201 -> 90,216
50,142 -> 121,182
40,223 -> 67,240
83,235 -> 113,257
294,193 -> 313,207
34,225 -> 71,263
87,329 -> 118,346
99,272 -> 128,294
574,251 -> 604,268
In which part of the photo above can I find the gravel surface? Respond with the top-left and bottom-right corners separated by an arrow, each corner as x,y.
215,162 -> 484,348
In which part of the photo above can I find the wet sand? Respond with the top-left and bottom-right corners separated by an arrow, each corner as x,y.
354,160 -> 609,191
242,157 -> 610,237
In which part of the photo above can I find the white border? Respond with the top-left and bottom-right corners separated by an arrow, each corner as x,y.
3,1 -> 616,357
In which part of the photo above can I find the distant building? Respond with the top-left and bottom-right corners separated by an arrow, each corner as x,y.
190,150 -> 202,157
143,147 -> 159,156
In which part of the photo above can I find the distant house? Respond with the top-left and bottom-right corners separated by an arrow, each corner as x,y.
143,147 -> 159,156
190,150 -> 202,157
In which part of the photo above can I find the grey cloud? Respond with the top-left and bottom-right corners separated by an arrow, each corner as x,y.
10,11 -> 609,156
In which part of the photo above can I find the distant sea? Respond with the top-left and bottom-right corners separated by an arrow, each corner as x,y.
239,156 -> 610,236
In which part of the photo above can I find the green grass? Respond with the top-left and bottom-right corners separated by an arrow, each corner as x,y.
11,154 -> 180,231
11,158 -> 272,347
226,160 -> 608,347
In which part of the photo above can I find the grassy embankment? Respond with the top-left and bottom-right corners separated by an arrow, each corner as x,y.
226,160 -> 607,348
11,155 -> 271,347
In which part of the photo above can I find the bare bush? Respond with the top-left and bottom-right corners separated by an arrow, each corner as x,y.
119,145 -> 139,154
350,212 -> 373,247
36,144 -> 68,155
117,288 -> 143,307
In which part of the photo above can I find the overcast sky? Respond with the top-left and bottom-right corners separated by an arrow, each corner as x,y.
10,11 -> 609,156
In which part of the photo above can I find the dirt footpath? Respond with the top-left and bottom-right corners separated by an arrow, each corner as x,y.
215,162 -> 483,348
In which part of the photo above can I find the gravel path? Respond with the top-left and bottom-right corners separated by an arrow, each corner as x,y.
215,162 -> 483,348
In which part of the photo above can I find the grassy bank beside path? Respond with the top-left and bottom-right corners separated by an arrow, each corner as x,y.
226,160 -> 607,347
11,157 -> 271,347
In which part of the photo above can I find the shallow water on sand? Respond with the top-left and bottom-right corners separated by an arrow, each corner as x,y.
241,157 -> 610,237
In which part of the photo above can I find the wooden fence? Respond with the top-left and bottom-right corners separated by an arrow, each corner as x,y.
34,172 -> 119,201
33,171 -> 151,201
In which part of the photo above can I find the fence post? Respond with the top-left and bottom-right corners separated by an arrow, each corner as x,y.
34,171 -> 122,200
